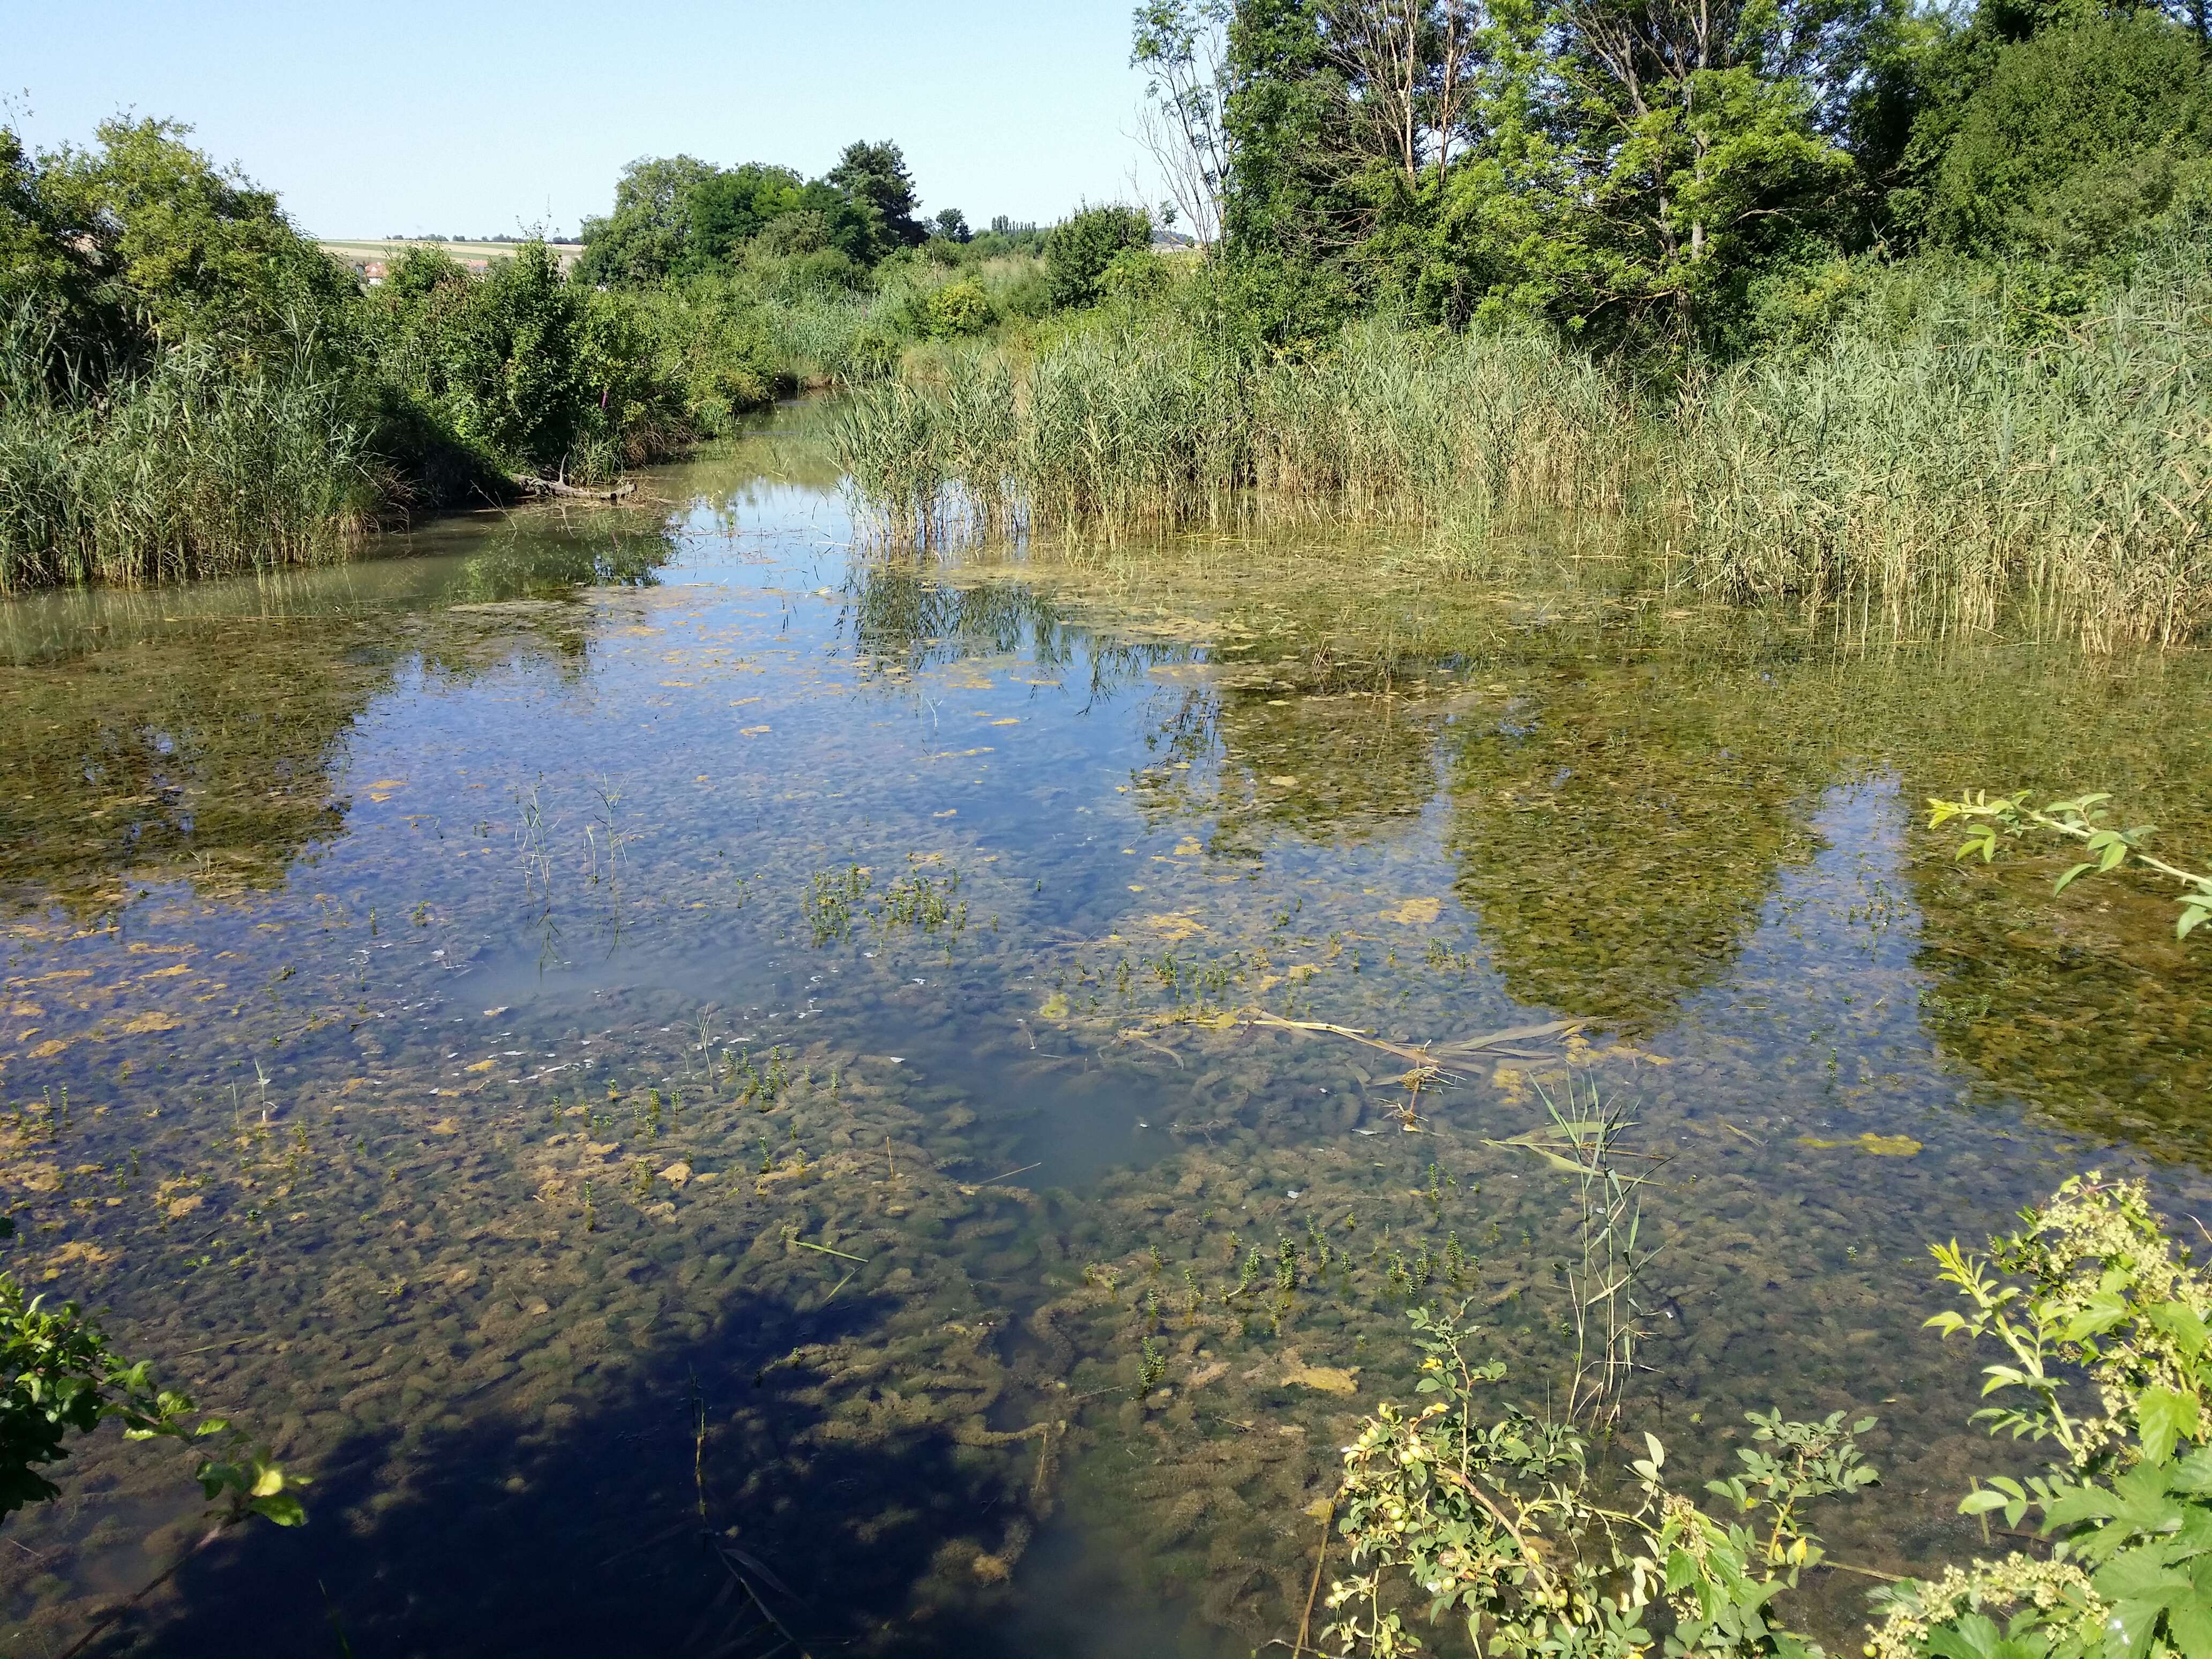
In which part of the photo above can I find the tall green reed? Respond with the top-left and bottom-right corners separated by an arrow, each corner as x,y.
833,258 -> 2212,645
832,316 -> 1621,544
0,318 -> 378,592
1672,250 -> 2212,646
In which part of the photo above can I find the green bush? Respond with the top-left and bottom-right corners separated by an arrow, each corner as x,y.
1326,1173 -> 2212,1659
1100,246 -> 1171,303
924,279 -> 993,338
1927,14 -> 2212,253
1043,205 -> 1153,309
365,243 -> 691,480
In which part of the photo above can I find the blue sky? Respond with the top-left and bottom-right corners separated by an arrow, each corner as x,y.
8,1 -> 1153,237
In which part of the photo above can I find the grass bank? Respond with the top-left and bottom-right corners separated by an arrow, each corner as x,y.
833,245 -> 2212,647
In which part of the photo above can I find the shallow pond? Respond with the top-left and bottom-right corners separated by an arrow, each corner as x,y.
2,408 -> 2209,1658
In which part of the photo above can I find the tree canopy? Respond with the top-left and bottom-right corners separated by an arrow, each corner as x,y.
1135,0 -> 2212,360
577,139 -> 934,286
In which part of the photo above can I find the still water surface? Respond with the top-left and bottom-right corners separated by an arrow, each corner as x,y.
1,410 -> 2208,1657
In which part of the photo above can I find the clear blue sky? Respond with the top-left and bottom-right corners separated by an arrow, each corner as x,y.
8,1 -> 1153,238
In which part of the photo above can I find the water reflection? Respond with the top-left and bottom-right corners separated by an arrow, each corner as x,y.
0,518 -> 680,919
1444,671 -> 1823,1033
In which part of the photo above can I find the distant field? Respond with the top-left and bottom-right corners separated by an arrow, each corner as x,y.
320,238 -> 583,273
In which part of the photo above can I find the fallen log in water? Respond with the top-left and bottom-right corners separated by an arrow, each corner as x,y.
509,474 -> 637,503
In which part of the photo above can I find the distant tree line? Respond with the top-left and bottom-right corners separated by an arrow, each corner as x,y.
574,140 -> 1048,290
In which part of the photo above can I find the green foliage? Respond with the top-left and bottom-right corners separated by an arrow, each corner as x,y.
577,140 -> 929,285
10,117 -> 355,375
574,155 -> 720,287
1672,233 -> 2212,645
1100,246 -> 1171,302
1043,205 -> 1154,309
1324,1300 -> 1879,1658
0,309 -> 379,591
826,140 -> 925,254
1219,0 -> 1350,266
1164,0 -> 2212,364
836,307 -> 1634,540
1917,15 -> 2212,253
923,279 -> 993,339
1869,1175 -> 2212,1659
0,111 -> 1045,588
1927,791 -> 2212,939
1332,1175 -> 2212,1659
0,1252 -> 303,1530
681,162 -> 810,275
366,241 -> 678,478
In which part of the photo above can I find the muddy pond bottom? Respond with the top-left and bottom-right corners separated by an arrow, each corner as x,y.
1,409 -> 2208,1658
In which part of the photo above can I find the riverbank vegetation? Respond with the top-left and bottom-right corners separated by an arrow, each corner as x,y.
835,0 -> 2212,646
1325,1171 -> 2212,1659
9,0 -> 2212,634
0,121 -> 1052,592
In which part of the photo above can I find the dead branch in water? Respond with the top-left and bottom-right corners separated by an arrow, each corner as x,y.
509,474 -> 637,503
1239,1011 -> 1581,1073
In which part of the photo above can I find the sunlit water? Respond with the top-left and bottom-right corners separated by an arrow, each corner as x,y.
2,410 -> 2209,1658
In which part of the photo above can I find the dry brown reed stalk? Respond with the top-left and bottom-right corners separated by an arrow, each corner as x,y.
1235,1011 -> 1583,1073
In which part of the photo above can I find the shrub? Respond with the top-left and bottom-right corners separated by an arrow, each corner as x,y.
1927,15 -> 2212,253
1325,1171 -> 2212,1659
1043,205 -> 1153,309
924,279 -> 993,339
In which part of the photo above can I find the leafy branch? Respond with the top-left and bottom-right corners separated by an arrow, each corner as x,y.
1927,790 -> 2212,940
1326,1166 -> 2212,1659
0,1240 -> 304,1531
1323,1299 -> 1880,1659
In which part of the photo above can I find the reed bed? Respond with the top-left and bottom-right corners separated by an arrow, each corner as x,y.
1252,322 -> 1642,525
834,259 -> 2212,645
0,333 -> 378,593
1672,260 -> 2212,647
832,318 -> 1633,547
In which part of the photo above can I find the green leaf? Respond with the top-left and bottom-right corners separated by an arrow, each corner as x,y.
2151,1305 -> 2211,1361
2141,1388 -> 2202,1466
2168,1597 -> 2212,1659
2106,1598 -> 2172,1659
1926,1612 -> 2004,1659
2053,862 -> 2097,895
2098,1546 -> 2192,1603
1667,1549 -> 1699,1593
2171,1449 -> 2212,1494
2066,1294 -> 2134,1343
250,1492 -> 308,1527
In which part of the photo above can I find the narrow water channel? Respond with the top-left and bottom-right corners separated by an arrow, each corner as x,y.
1,408 -> 2207,1657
